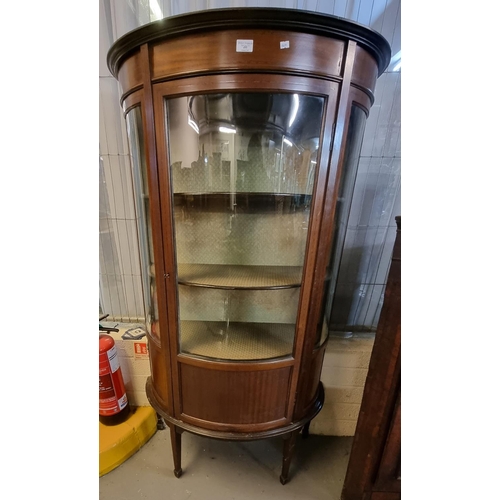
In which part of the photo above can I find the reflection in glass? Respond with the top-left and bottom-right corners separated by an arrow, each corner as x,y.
126,106 -> 160,340
166,93 -> 325,360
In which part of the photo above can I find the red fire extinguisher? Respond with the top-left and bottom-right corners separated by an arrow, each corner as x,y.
99,315 -> 130,425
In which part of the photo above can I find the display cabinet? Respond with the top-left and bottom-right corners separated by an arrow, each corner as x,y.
107,8 -> 390,484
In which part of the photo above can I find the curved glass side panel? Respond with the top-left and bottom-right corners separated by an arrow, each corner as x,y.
166,93 -> 325,361
126,106 -> 160,341
316,104 -> 367,346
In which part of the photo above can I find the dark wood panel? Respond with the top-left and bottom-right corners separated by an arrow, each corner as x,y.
342,217 -> 401,500
349,86 -> 372,116
151,30 -> 344,83
180,363 -> 291,424
117,49 -> 143,96
351,45 -> 378,97
148,337 -> 170,409
374,389 -> 401,492
297,344 -> 326,419
122,89 -> 143,115
370,493 -> 401,500
148,376 -> 324,440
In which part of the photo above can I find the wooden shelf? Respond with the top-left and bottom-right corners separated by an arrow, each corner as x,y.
177,263 -> 303,289
174,192 -> 312,213
179,320 -> 295,360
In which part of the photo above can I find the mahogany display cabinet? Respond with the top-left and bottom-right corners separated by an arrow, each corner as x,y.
107,8 -> 390,484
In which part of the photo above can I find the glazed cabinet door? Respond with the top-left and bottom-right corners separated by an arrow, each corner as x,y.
166,91 -> 324,362
125,104 -> 161,342
152,75 -> 340,424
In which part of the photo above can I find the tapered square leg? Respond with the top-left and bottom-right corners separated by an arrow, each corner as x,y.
169,425 -> 182,478
280,429 -> 300,485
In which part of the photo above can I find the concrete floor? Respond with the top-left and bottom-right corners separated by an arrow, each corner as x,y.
99,427 -> 353,500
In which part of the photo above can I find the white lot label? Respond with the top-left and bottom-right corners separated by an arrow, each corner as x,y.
106,344 -> 120,373
280,41 -> 290,49
236,39 -> 253,52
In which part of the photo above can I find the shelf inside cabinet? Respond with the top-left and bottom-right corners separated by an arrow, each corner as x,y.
174,192 -> 312,213
179,320 -> 295,360
177,263 -> 303,289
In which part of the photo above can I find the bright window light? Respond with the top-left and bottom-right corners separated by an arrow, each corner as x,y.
288,94 -> 299,127
389,50 -> 401,72
149,0 -> 163,20
188,117 -> 199,134
219,126 -> 236,134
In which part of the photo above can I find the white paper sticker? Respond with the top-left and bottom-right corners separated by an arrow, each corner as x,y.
236,39 -> 253,52
107,345 -> 120,373
118,393 -> 128,409
280,41 -> 290,49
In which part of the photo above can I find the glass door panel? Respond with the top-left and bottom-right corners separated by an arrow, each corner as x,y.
166,93 -> 325,361
318,104 -> 368,345
126,106 -> 161,341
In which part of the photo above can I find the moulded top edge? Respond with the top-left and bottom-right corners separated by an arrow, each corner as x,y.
107,7 -> 391,79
